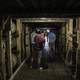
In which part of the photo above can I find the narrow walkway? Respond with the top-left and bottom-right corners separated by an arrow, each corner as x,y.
13,61 -> 72,80
13,36 -> 72,80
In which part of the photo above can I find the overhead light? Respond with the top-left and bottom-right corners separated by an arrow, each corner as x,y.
47,19 -> 51,21
47,29 -> 50,32
41,18 -> 46,19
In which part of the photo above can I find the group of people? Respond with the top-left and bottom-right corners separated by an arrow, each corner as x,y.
28,29 -> 56,70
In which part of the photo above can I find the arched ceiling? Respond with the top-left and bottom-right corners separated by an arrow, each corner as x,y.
0,0 -> 80,16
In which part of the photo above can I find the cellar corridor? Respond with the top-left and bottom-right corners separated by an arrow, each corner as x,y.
0,18 -> 79,80
13,60 -> 72,80
12,20 -> 73,80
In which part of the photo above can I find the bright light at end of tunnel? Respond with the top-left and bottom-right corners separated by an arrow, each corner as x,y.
47,29 -> 50,32
41,18 -> 46,19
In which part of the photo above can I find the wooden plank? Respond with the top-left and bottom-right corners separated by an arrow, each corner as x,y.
16,19 -> 22,65
25,26 -> 30,59
21,18 -> 67,23
6,19 -> 13,78
1,30 -> 6,80
8,31 -> 13,76
21,24 -> 25,61
9,59 -> 26,80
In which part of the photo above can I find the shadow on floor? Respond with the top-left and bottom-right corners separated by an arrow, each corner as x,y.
13,61 -> 73,80
13,37 -> 73,80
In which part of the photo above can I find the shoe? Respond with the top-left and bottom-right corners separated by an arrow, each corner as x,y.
30,66 -> 32,69
39,67 -> 43,70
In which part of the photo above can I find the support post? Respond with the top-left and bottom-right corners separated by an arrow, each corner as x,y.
72,18 -> 77,78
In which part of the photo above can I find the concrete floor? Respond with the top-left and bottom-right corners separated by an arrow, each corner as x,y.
13,61 -> 72,80
13,37 -> 73,80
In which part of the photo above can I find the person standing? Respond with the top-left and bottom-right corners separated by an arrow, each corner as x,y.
40,32 -> 49,69
48,29 -> 56,62
31,31 -> 37,51
34,30 -> 45,69
27,30 -> 37,68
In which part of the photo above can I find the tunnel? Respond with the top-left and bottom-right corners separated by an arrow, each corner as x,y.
0,0 -> 80,79
24,22 -> 66,61
0,17 -> 79,80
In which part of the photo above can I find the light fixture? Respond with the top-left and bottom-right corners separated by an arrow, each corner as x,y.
41,18 -> 46,20
47,29 -> 50,32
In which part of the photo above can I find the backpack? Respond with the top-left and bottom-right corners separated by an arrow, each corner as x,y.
34,34 -> 44,48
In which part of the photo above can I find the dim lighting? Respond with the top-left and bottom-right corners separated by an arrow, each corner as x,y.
47,19 -> 51,21
47,29 -> 50,32
41,18 -> 46,19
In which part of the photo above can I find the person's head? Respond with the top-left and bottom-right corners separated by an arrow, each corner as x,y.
50,29 -> 53,32
41,30 -> 44,33
36,29 -> 41,34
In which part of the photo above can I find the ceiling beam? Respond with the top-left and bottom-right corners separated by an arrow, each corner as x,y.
65,0 -> 77,8
16,0 -> 24,7
21,18 -> 67,23
31,0 -> 39,8
72,1 -> 80,8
